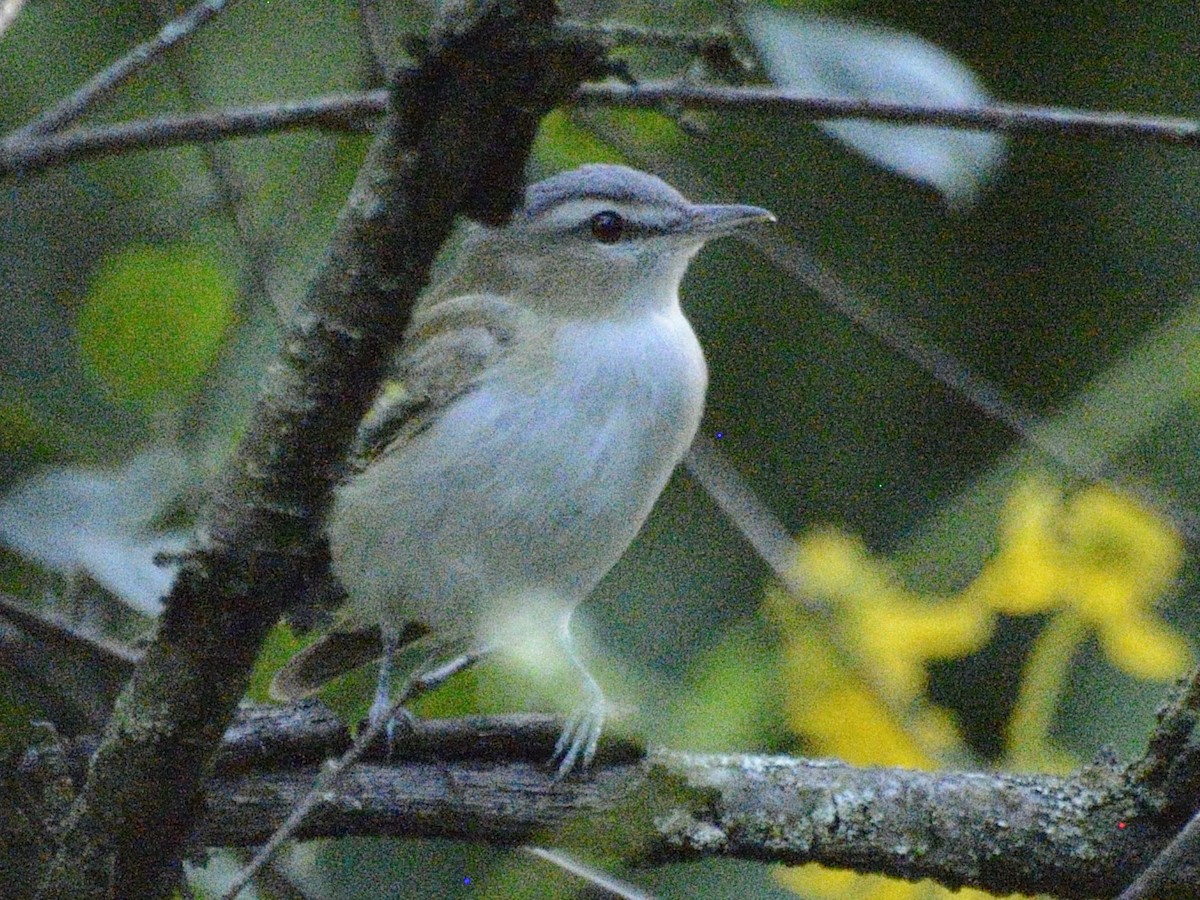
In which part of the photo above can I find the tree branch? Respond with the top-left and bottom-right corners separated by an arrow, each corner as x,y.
7,703 -> 1195,899
159,693 -> 1200,899
0,91 -> 385,177
6,82 -> 1200,181
12,0 -> 234,139
31,3 -> 609,897
219,649 -> 488,900
1116,809 -> 1200,899
575,82 -> 1200,145
6,594 -> 1200,897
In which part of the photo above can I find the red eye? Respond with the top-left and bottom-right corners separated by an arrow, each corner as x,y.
589,210 -> 625,243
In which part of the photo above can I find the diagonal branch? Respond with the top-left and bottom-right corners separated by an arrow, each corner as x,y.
31,3 -> 609,898
13,0 -> 234,139
1117,808 -> 1200,899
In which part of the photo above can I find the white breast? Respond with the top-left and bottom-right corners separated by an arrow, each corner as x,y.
328,307 -> 707,640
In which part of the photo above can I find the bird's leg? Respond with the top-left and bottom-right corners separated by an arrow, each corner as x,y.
368,625 -> 398,728
369,624 -> 417,752
552,616 -> 606,778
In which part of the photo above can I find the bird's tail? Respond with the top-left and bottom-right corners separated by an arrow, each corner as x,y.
269,621 -> 428,700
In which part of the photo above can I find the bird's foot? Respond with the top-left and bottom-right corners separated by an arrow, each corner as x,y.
551,695 -> 604,779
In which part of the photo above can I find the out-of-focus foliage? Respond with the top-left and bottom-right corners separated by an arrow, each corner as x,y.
0,449 -> 194,615
247,622 -> 305,704
78,244 -> 236,407
770,475 -> 1188,896
3,0 -> 1200,897
745,6 -> 1006,205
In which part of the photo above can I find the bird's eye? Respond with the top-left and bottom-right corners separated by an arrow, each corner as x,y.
589,210 -> 625,243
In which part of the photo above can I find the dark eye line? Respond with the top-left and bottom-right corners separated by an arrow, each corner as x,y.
573,216 -> 667,240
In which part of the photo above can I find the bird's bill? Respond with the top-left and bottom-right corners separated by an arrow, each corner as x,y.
684,203 -> 777,236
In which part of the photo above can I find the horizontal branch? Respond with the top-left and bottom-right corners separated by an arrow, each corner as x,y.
5,82 -> 1200,180
0,90 -> 386,176
8,705 -> 1161,897
13,0 -> 233,139
5,586 -> 1200,898
576,82 -> 1200,145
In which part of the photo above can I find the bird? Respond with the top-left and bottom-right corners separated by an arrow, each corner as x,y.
271,163 -> 774,774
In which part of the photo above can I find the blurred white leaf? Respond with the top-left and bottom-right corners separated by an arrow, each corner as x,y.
743,7 -> 1006,205
0,449 -> 194,616
0,0 -> 28,41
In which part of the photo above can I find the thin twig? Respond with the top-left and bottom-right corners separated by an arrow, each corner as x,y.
354,0 -> 391,83
8,83 -> 1200,180
0,91 -> 386,177
744,224 -> 1200,540
520,846 -> 658,900
742,226 -> 1107,479
684,435 -> 807,599
13,0 -> 234,139
147,0 -> 284,317
1115,808 -> 1200,899
576,82 -> 1200,145
682,433 -> 964,764
219,650 -> 487,900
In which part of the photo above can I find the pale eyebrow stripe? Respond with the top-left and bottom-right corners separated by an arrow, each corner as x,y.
528,199 -> 678,233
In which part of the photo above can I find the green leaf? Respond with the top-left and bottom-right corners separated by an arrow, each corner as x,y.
0,396 -> 63,458
78,244 -> 236,407
534,109 -> 627,171
666,622 -> 780,752
248,621 -> 305,703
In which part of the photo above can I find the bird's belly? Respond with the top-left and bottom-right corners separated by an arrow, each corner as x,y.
328,316 -> 706,638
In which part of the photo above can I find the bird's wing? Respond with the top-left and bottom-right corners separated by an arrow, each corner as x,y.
269,621 -> 430,701
272,294 -> 526,699
349,292 -> 525,469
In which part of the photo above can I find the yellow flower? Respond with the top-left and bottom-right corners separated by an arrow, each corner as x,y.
852,592 -> 992,701
769,474 -> 1190,897
1098,612 -> 1191,680
794,528 -> 892,604
777,863 -> 1020,899
963,475 -> 1062,614
1061,487 -> 1183,600
772,534 -> 985,769
787,529 -> 993,703
964,476 -> 1189,680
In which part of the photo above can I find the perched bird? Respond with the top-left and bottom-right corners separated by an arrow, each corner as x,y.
271,164 -> 774,774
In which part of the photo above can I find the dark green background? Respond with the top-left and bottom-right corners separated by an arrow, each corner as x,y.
3,1 -> 1199,896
